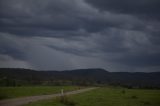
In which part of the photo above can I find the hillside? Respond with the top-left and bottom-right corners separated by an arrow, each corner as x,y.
0,68 -> 160,88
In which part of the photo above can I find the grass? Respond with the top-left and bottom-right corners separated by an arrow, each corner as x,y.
0,86 -> 81,100
23,87 -> 160,106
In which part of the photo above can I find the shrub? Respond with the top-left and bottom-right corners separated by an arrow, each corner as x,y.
131,95 -> 138,99
121,89 -> 126,94
0,95 -> 9,100
58,95 -> 77,106
141,101 -> 151,105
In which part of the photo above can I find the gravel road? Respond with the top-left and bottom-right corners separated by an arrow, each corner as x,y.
0,87 -> 97,106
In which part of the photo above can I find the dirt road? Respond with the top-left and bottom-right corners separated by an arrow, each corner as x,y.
0,87 -> 97,106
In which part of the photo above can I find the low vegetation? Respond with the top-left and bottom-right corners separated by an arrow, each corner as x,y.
1,68 -> 160,106
1,68 -> 160,89
23,87 -> 160,106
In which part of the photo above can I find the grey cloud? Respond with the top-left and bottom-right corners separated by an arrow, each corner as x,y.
0,33 -> 113,70
0,0 -> 160,72
0,33 -> 28,60
0,31 -> 160,71
0,54 -> 33,69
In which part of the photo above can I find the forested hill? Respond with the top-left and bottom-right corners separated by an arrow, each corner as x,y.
0,68 -> 160,88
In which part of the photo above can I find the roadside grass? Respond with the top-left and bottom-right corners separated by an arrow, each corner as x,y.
23,87 -> 160,106
0,86 -> 81,100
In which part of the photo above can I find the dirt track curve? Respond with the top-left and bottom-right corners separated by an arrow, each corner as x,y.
0,87 -> 97,106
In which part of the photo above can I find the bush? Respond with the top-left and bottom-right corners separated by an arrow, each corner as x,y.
131,95 -> 138,99
141,101 -> 151,105
0,95 -> 9,100
121,89 -> 126,94
58,95 -> 77,106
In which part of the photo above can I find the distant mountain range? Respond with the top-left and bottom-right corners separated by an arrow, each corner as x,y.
0,68 -> 160,88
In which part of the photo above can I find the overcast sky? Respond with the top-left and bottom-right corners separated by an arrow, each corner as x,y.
0,0 -> 160,72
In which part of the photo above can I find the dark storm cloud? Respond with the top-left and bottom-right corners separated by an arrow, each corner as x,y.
0,0 -> 83,36
0,46 -> 25,60
119,53 -> 160,67
85,0 -> 160,20
0,0 -> 149,36
0,34 -> 28,60
0,0 -> 160,72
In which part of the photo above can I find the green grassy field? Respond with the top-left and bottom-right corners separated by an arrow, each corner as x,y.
0,86 -> 81,100
24,87 -> 160,106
